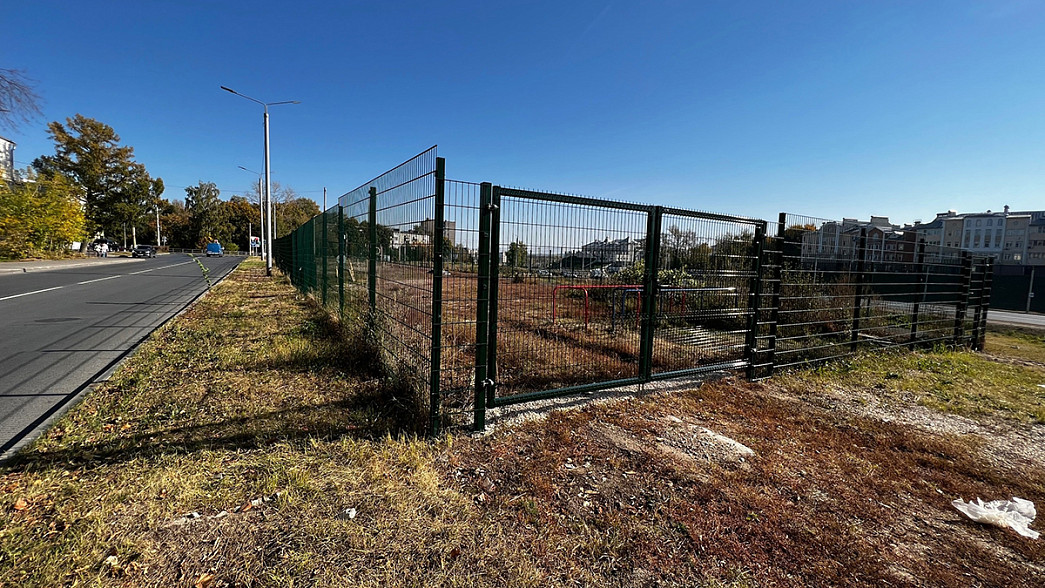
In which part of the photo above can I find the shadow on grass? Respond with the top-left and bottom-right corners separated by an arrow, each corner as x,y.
2,300 -> 427,473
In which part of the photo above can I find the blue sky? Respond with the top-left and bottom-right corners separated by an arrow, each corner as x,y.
6,1 -> 1045,224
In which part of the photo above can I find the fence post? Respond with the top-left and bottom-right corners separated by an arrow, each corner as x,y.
953,251 -> 973,346
744,222 -> 767,380
638,206 -> 663,381
909,240 -> 926,347
976,257 -> 994,351
1028,266 -> 1037,314
429,157 -> 446,436
970,258 -> 986,349
473,182 -> 493,432
486,186 -> 502,408
338,205 -> 345,320
765,213 -> 787,377
850,228 -> 868,352
292,229 -> 299,286
322,210 -> 329,306
368,186 -> 378,316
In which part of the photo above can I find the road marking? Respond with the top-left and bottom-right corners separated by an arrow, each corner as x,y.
0,286 -> 64,302
77,275 -> 122,285
1,261 -> 201,302
129,261 -> 193,275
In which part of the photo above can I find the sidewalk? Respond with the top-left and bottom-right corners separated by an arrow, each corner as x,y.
0,256 -> 146,275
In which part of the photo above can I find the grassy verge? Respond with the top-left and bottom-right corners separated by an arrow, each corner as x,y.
780,338 -> 1045,424
1,260 -> 1042,587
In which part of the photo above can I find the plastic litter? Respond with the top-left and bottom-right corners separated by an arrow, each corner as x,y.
951,497 -> 1038,539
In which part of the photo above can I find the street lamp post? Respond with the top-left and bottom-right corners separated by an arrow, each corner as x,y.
221,85 -> 299,275
238,166 -> 265,260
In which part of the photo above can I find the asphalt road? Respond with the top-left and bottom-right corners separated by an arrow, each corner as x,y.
0,254 -> 241,460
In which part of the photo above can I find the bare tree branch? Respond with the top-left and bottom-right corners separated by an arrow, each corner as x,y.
0,68 -> 43,131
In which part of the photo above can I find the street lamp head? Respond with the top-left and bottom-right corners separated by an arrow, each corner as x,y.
220,85 -> 236,94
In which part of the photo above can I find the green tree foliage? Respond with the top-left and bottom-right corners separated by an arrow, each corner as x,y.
223,195 -> 261,251
506,240 -> 527,268
0,170 -> 85,259
160,199 -> 192,249
663,225 -> 712,269
275,197 -> 320,238
32,115 -> 162,246
185,181 -> 229,247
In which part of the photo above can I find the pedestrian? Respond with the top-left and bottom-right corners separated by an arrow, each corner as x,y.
100,242 -> 108,258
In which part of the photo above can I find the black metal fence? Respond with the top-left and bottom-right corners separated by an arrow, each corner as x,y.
989,265 -> 1042,313
275,150 -> 993,435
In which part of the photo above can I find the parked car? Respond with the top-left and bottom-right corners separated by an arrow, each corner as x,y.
205,242 -> 224,257
537,269 -> 552,278
131,245 -> 156,258
591,268 -> 606,279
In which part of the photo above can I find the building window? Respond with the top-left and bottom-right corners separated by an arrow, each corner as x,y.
976,219 -> 982,227
987,219 -> 993,226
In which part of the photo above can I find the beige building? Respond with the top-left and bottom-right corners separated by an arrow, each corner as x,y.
915,206 -> 1045,266
1025,212 -> 1045,266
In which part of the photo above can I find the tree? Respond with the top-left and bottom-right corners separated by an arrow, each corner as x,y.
0,169 -> 85,258
275,197 -> 319,238
243,180 -> 317,238
222,195 -> 261,251
0,68 -> 43,131
506,240 -> 527,268
161,199 -> 193,249
32,115 -> 162,248
185,182 -> 228,247
662,225 -> 711,269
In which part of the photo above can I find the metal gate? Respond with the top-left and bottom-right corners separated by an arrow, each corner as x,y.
472,185 -> 766,430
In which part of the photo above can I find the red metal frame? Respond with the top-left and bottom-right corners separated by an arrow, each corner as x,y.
552,284 -> 642,327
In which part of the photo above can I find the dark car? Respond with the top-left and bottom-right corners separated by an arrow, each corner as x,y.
205,242 -> 224,257
131,245 -> 156,258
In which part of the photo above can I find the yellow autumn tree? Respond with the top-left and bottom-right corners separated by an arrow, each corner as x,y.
0,170 -> 85,259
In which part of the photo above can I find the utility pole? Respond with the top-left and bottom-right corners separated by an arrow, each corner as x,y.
156,206 -> 161,248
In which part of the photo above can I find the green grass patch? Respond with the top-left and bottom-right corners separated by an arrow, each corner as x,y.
786,344 -> 1045,423
986,329 -> 1045,365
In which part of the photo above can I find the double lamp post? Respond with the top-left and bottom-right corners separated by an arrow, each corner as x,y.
220,85 -> 299,276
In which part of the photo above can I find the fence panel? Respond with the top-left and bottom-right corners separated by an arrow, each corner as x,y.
481,187 -> 653,408
651,209 -> 765,379
773,213 -> 983,370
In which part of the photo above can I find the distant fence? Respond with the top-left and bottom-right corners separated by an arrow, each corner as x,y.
989,265 -> 1043,313
275,148 -> 993,435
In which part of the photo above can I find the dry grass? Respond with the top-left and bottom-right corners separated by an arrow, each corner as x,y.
1,260 -> 1042,587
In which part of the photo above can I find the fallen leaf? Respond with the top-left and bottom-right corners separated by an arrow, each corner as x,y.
195,572 -> 216,588
13,498 -> 28,511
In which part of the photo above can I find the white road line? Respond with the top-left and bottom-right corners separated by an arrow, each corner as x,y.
77,275 -> 122,285
1,261 -> 199,303
0,286 -> 64,302
129,261 -> 194,275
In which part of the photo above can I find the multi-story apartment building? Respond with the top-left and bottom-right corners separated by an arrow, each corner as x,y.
914,205 -> 1045,266
1024,212 -> 1045,266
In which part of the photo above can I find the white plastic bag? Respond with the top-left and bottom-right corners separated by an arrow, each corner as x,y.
952,497 -> 1039,539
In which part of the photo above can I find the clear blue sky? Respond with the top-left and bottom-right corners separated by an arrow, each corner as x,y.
6,1 -> 1045,224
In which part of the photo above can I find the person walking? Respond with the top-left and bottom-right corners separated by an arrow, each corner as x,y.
99,242 -> 108,258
